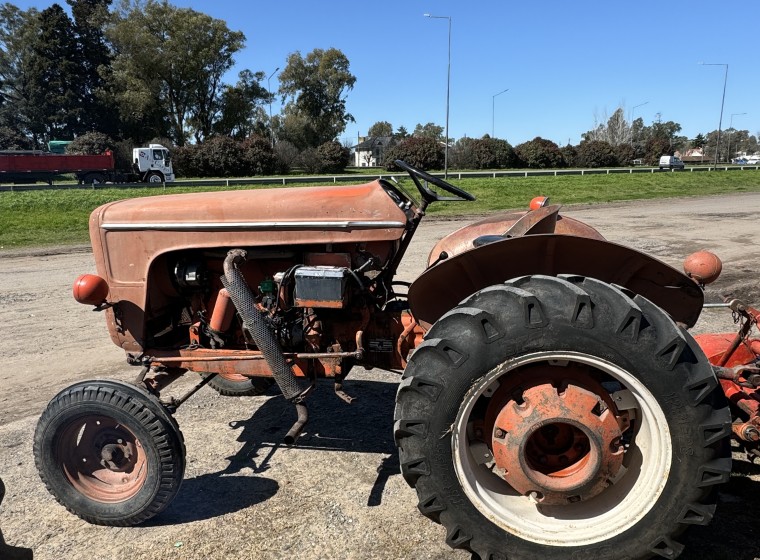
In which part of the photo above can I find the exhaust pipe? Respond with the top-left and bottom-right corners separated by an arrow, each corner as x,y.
222,249 -> 311,441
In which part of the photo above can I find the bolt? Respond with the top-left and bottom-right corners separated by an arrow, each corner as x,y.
494,428 -> 506,439
567,495 -> 582,503
527,491 -> 544,504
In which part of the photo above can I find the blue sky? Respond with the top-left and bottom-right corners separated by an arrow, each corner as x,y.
13,0 -> 759,146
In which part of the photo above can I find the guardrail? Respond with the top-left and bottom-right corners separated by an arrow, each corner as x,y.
1,164 -> 759,192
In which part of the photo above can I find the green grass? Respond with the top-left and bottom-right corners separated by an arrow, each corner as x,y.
1,170 -> 759,248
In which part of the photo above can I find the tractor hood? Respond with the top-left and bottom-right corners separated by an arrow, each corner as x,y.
89,181 -> 408,286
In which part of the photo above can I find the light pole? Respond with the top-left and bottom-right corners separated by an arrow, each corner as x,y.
699,62 -> 729,165
267,67 -> 280,148
630,101 -> 648,146
727,112 -> 747,163
492,88 -> 509,138
424,13 -> 451,178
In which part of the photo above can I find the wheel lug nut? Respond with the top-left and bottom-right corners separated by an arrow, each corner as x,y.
494,428 -> 506,439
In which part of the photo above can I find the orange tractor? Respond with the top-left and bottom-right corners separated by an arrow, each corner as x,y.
34,162 -> 758,559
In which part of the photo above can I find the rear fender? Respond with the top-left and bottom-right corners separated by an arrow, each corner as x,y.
408,234 -> 703,329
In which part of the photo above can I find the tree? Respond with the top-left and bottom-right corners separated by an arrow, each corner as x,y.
0,4 -> 38,143
471,137 -> 517,169
214,70 -> 270,139
514,137 -> 565,169
67,0 -> 118,136
576,140 -> 618,168
66,131 -> 114,154
384,136 -> 444,171
316,140 -> 350,173
107,1 -> 245,145
413,122 -> 444,141
0,125 -> 32,149
23,5 -> 83,142
582,107 -> 630,146
692,133 -> 707,149
278,47 -> 356,149
395,125 -> 409,139
367,121 -> 392,137
240,134 -> 276,175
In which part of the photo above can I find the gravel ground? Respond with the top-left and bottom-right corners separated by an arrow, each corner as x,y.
1,193 -> 759,560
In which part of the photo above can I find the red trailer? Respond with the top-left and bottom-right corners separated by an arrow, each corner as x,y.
0,150 -> 117,185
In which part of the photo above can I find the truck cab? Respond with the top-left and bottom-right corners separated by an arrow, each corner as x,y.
132,144 -> 175,183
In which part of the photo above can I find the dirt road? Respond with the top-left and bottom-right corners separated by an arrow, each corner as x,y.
1,193 -> 759,559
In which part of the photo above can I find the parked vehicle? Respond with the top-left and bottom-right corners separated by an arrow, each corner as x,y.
659,155 -> 685,170
34,161 -> 756,560
0,143 -> 174,185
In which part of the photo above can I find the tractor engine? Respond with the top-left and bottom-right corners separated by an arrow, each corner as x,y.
147,246 -> 388,371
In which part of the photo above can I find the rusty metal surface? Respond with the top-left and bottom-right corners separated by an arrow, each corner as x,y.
426,211 -> 606,265
410,234 -> 704,329
501,204 -> 561,237
87,181 -> 406,351
482,366 -> 627,505
56,415 -> 146,503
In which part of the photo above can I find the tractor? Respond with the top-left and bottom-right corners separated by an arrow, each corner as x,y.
33,161 -> 758,559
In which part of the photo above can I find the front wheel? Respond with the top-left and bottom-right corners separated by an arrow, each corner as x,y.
34,379 -> 186,526
394,275 -> 731,560
146,171 -> 163,184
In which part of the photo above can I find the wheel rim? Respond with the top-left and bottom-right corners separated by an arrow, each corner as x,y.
149,174 -> 161,183
55,414 -> 148,503
453,351 -> 671,546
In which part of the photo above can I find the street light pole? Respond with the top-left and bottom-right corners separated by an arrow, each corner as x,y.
267,67 -> 280,149
492,88 -> 509,138
630,101 -> 649,146
699,62 -> 729,165
424,13 -> 451,178
727,112 -> 747,163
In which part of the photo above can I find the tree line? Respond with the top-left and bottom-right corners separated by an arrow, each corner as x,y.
0,0 -> 355,175
2,0 -> 757,176
369,107 -> 760,172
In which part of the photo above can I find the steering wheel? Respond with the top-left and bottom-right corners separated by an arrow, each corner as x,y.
394,160 -> 476,205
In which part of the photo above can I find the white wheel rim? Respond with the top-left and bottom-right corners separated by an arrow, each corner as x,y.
453,351 -> 671,546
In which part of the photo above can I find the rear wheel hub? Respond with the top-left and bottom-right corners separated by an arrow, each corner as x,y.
489,380 -> 626,504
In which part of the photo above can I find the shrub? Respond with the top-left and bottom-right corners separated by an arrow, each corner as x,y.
471,137 -> 517,169
274,140 -> 299,173
0,126 -> 32,150
384,136 -> 444,171
560,144 -> 578,168
576,140 -> 618,168
299,147 -> 322,174
171,144 -> 204,177
316,140 -> 350,173
202,135 -> 245,177
613,143 -> 636,167
241,135 -> 277,175
450,137 -> 476,169
66,131 -> 114,155
514,137 -> 566,169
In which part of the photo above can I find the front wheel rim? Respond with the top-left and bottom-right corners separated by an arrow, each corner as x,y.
453,351 -> 671,547
55,414 -> 148,503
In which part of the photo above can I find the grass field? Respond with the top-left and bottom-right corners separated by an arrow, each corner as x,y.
1,169 -> 759,248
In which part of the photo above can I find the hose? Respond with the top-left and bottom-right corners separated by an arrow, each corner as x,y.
221,249 -> 310,403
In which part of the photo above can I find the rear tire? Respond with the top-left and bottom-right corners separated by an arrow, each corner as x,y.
201,372 -> 275,397
395,275 -> 731,560
34,379 -> 185,526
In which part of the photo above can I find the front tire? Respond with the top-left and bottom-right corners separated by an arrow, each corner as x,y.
146,171 -> 163,184
395,275 -> 731,560
34,380 -> 186,526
